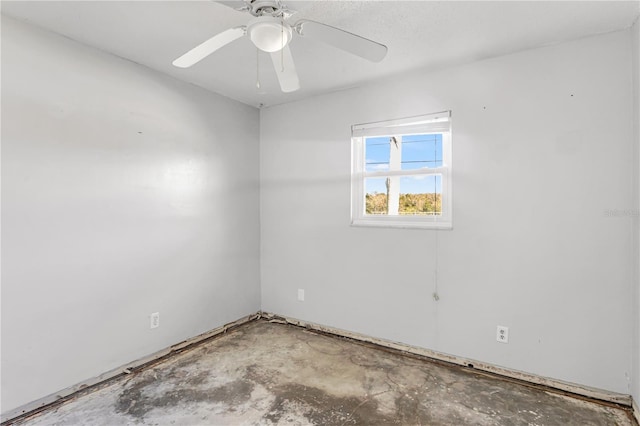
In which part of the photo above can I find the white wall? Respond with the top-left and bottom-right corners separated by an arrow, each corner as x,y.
261,30 -> 635,394
633,17 -> 640,408
1,16 -> 260,413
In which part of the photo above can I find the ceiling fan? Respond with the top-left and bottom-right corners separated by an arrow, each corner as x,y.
172,0 -> 388,93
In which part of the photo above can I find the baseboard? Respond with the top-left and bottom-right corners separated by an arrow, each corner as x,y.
1,312 -> 260,424
633,397 -> 640,425
260,312 -> 633,407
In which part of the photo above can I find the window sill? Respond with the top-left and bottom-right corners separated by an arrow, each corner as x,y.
350,217 -> 453,230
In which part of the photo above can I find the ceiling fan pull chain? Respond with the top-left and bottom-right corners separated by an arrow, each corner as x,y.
281,17 -> 285,71
256,48 -> 261,89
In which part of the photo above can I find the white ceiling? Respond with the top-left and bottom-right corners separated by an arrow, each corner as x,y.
2,1 -> 639,108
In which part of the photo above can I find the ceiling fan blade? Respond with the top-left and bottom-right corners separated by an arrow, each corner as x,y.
215,0 -> 250,12
270,45 -> 300,93
296,20 -> 387,63
173,26 -> 246,68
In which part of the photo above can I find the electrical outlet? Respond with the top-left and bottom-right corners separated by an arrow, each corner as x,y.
297,289 -> 305,301
150,312 -> 160,329
497,325 -> 509,343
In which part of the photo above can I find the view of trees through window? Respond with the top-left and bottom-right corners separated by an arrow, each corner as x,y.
365,192 -> 442,215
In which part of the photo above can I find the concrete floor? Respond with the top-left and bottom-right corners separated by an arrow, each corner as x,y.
10,320 -> 635,425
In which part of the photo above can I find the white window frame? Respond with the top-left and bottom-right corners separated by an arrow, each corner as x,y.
351,111 -> 452,230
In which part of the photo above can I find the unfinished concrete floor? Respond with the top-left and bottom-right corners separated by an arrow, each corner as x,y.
11,320 -> 635,425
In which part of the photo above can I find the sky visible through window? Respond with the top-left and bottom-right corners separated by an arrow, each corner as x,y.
365,134 -> 443,195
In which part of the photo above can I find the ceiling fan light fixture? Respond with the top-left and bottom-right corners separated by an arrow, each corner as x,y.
247,16 -> 292,53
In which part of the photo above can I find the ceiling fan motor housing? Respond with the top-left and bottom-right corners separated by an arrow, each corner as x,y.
247,0 -> 285,17
247,16 -> 292,53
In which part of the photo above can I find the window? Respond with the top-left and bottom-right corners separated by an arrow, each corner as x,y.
351,111 -> 452,229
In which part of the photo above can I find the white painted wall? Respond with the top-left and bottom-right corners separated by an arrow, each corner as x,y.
1,16 -> 260,413
632,17 -> 640,409
261,30 -> 635,394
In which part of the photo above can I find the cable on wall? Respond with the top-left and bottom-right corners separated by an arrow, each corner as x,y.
433,230 -> 440,301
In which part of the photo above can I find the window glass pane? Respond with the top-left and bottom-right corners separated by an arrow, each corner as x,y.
365,137 -> 390,172
399,175 -> 442,215
401,134 -> 442,170
365,177 -> 388,215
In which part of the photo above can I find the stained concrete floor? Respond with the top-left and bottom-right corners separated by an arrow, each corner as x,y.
10,320 -> 635,426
